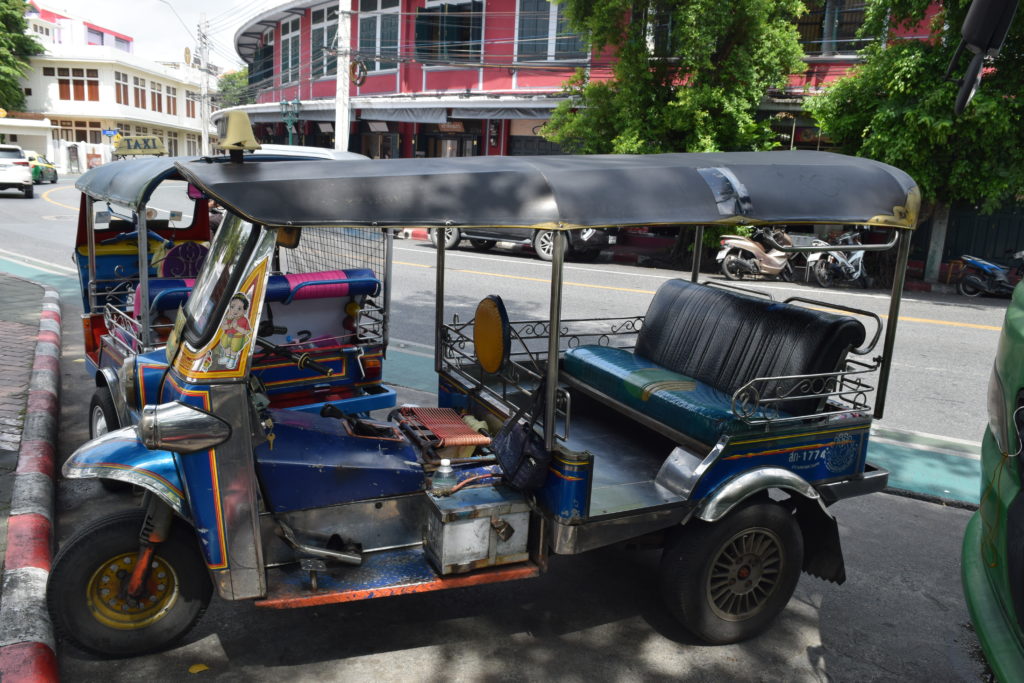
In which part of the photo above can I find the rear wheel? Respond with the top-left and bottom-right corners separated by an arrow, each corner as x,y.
533,230 -> 565,261
778,262 -> 796,282
469,239 -> 494,251
51,172 -> 58,184
428,227 -> 461,250
23,185 -> 33,199
958,275 -> 984,297
813,259 -> 834,287
660,501 -> 803,644
47,508 -> 212,657
721,252 -> 744,280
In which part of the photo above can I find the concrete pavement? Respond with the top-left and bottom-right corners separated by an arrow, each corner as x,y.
0,274 -> 61,682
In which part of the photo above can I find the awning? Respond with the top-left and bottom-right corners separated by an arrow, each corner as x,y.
454,108 -> 556,120
358,108 -> 447,123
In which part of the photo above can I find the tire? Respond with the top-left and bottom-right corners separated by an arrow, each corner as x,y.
721,252 -> 745,280
89,387 -> 132,492
47,508 -> 213,657
572,248 -> 601,263
23,185 -> 33,199
660,501 -> 803,644
778,262 -> 796,282
428,227 -> 461,250
469,239 -> 494,251
958,275 -> 985,297
533,230 -> 564,261
51,172 -> 58,184
813,259 -> 834,288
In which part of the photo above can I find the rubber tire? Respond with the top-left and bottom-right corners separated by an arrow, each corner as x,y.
533,230 -> 564,262
469,239 -> 494,251
659,501 -> 803,645
428,227 -> 461,250
572,248 -> 601,263
721,252 -> 744,280
813,259 -> 834,288
51,172 -> 58,184
958,275 -> 984,297
23,185 -> 33,199
47,508 -> 213,657
89,388 -> 132,493
778,262 -> 796,282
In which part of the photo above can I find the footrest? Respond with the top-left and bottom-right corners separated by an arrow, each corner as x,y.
399,407 -> 491,447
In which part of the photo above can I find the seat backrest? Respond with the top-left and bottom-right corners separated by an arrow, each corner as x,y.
635,279 -> 865,415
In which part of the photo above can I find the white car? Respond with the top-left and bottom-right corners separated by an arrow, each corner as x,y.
252,143 -> 368,161
0,144 -> 34,198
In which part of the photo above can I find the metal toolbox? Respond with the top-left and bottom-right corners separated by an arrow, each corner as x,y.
425,485 -> 531,575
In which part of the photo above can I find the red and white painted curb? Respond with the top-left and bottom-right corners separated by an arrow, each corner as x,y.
0,285 -> 60,682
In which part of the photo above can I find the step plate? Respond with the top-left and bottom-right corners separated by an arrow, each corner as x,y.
256,546 -> 539,609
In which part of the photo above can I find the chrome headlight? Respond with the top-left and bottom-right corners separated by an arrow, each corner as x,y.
118,354 -> 139,412
988,365 -> 1011,455
138,402 -> 231,454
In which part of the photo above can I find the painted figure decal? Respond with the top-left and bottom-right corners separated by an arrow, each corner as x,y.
203,293 -> 252,370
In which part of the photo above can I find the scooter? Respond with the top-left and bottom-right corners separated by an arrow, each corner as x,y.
957,252 -> 1024,297
808,230 -> 868,288
717,226 -> 797,281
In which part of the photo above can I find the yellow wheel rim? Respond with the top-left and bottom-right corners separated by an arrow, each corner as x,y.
86,552 -> 180,630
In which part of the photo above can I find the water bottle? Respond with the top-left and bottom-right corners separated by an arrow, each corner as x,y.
432,459 -> 457,491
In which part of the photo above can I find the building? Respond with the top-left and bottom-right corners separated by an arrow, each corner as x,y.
218,0 -> 894,158
6,3 -> 210,172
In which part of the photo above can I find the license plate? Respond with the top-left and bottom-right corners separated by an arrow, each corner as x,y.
715,248 -> 729,260
607,236 -> 617,245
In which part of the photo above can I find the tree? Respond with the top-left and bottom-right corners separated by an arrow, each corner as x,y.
216,68 -> 253,109
542,0 -> 807,155
0,0 -> 43,111
806,0 -> 1024,276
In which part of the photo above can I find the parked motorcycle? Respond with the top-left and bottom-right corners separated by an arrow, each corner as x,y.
809,230 -> 868,288
957,252 -> 1024,297
716,226 -> 797,281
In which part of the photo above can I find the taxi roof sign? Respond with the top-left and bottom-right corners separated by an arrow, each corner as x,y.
113,135 -> 167,157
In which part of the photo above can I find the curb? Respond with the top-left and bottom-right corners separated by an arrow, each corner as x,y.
0,284 -> 60,682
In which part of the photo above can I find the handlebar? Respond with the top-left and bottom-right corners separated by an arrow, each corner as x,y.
255,338 -> 334,376
99,229 -> 175,248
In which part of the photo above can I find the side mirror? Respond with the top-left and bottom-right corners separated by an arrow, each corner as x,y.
947,0 -> 1019,114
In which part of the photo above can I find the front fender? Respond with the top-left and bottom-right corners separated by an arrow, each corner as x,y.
63,426 -> 188,519
97,366 -> 129,428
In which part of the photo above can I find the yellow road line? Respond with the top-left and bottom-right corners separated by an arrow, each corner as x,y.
42,185 -> 79,211
882,314 -> 1000,331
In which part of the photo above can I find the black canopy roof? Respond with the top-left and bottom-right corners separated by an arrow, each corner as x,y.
75,156 -> 195,208
174,151 -> 919,230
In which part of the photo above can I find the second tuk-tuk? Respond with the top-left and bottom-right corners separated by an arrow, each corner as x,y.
49,148 -> 919,657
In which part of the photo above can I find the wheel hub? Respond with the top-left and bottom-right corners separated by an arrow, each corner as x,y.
707,528 -> 783,621
87,552 -> 179,630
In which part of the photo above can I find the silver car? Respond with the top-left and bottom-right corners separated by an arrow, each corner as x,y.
0,144 -> 34,198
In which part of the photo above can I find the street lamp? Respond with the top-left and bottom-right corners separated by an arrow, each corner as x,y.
279,98 -> 302,146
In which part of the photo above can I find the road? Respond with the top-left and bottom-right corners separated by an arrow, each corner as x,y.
0,176 -> 999,679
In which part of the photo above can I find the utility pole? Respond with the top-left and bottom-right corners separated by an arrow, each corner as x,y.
199,15 -> 211,155
334,0 -> 352,152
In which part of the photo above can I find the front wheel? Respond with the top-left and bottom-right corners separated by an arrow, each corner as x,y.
428,227 -> 461,250
47,508 -> 212,657
51,172 -> 58,184
660,501 -> 803,644
721,252 -> 745,280
813,259 -> 834,288
533,230 -> 565,262
958,274 -> 985,297
778,261 -> 796,282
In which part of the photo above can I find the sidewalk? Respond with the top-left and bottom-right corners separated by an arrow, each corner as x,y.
0,274 -> 61,682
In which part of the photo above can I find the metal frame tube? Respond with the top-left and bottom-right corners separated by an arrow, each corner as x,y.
544,230 -> 565,449
874,230 -> 912,419
434,227 -> 447,374
383,228 -> 393,355
690,226 -> 704,282
137,204 -> 151,349
85,196 -> 97,314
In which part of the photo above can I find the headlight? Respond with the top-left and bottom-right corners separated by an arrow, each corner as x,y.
988,365 -> 1010,455
118,355 -> 139,412
138,401 -> 231,454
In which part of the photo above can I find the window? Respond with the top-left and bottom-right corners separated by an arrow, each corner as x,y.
42,67 -> 54,76
55,120 -> 103,143
114,71 -> 128,105
167,130 -> 179,156
115,37 -> 130,51
280,18 -> 300,83
133,76 -> 146,108
23,88 -> 31,96
359,0 -> 400,72
135,125 -> 148,136
415,1 -> 483,64
311,6 -> 340,78
150,81 -> 163,112
186,133 -> 198,156
798,0 -> 868,55
186,91 -> 197,118
57,68 -> 99,101
87,27 -> 103,45
166,86 -> 177,115
517,0 -> 586,61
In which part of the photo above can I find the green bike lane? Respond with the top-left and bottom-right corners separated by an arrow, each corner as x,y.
384,347 -> 984,507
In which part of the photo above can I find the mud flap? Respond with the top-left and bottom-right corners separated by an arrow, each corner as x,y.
789,495 -> 846,584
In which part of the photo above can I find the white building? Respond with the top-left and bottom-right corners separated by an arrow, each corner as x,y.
4,3 -> 211,173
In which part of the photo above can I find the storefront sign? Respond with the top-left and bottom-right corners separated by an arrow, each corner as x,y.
438,122 -> 465,133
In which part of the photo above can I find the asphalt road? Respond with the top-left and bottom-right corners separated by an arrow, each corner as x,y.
0,175 -> 1000,680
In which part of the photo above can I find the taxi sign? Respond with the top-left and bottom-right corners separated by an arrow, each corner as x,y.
113,135 -> 167,157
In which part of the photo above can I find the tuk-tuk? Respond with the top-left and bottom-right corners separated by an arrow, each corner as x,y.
49,149 -> 919,657
73,150 -> 396,454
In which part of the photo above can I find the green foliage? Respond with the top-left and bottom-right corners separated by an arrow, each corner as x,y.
0,0 -> 43,111
806,0 -> 1024,212
216,69 -> 254,109
543,0 -> 807,154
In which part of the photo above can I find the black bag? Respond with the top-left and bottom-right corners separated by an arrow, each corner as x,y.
491,386 -> 551,491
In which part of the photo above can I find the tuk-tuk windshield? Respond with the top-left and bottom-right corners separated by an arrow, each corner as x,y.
183,213 -> 260,346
